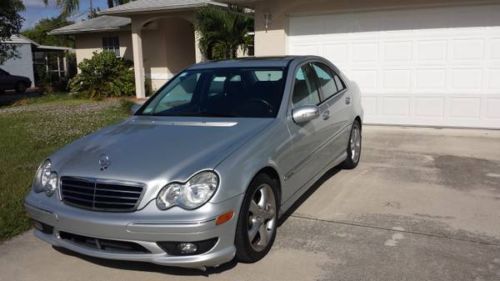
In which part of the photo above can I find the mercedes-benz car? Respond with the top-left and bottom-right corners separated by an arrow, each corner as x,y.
24,56 -> 363,270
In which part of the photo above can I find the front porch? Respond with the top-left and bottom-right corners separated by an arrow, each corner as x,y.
101,1 -> 216,99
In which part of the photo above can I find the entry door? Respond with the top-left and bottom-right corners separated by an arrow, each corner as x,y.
282,64 -> 327,202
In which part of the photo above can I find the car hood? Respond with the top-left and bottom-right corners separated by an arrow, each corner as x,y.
51,116 -> 274,185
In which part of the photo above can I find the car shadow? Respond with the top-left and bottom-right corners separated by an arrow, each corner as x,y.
52,165 -> 343,276
278,166 -> 342,226
0,89 -> 42,107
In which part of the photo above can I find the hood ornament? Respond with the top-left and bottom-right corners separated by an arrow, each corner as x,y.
98,153 -> 111,171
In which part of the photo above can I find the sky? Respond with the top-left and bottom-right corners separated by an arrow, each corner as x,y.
21,0 -> 109,30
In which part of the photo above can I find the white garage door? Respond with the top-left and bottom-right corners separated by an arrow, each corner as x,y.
288,4 -> 500,128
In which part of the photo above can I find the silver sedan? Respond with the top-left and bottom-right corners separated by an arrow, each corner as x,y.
25,56 -> 363,270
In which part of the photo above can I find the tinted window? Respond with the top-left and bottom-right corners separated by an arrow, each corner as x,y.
292,65 -> 320,107
311,63 -> 338,100
334,75 -> 345,91
140,68 -> 285,118
145,72 -> 200,113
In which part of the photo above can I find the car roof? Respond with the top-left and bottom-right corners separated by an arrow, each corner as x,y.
187,56 -> 320,70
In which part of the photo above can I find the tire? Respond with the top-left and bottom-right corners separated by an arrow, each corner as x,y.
342,120 -> 362,169
15,82 -> 27,93
235,173 -> 279,263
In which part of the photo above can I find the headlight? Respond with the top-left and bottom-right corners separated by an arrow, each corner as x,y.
33,159 -> 58,196
156,171 -> 219,210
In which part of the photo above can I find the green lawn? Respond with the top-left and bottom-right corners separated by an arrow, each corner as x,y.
0,95 -> 131,241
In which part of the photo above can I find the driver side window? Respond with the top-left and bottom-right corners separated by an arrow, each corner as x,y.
292,65 -> 320,107
147,72 -> 200,114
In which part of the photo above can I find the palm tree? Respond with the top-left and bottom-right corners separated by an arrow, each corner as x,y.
195,5 -> 254,60
44,0 -> 132,17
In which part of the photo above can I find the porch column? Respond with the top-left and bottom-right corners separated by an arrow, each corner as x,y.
63,55 -> 68,77
131,25 -> 146,99
194,30 -> 205,63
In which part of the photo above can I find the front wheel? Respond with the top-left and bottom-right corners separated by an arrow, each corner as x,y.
235,173 -> 278,263
342,120 -> 362,169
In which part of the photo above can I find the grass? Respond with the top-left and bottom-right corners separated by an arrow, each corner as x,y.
0,94 -> 131,241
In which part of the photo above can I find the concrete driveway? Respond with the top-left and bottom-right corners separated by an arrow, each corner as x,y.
1,126 -> 499,281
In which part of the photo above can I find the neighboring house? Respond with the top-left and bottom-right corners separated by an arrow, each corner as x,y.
0,35 -> 73,88
50,0 -> 220,94
51,0 -> 500,129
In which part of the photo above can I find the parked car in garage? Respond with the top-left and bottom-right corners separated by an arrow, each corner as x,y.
24,56 -> 363,270
0,68 -> 31,93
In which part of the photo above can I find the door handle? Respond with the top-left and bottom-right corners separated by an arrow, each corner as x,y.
345,96 -> 351,105
322,110 -> 330,120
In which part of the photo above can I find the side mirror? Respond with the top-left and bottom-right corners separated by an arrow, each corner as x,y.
292,105 -> 320,124
130,103 -> 142,115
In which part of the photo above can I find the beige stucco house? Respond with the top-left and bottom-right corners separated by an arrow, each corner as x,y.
51,0 -> 500,129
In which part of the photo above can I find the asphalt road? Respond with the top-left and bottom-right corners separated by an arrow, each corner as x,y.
1,126 -> 499,281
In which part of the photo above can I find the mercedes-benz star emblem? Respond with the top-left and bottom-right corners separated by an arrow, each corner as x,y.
98,153 -> 111,171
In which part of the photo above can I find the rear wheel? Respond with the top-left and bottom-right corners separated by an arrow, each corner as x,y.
235,173 -> 278,263
15,82 -> 27,93
342,120 -> 362,169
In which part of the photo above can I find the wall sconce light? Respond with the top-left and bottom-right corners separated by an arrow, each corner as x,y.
264,12 -> 272,32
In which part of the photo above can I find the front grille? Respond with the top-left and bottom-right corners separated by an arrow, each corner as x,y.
60,177 -> 144,212
59,231 -> 150,254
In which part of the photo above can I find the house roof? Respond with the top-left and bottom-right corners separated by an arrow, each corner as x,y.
2,34 -> 39,45
100,0 -> 224,15
48,16 -> 131,35
1,35 -> 73,52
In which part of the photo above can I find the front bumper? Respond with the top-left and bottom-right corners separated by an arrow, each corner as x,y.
24,192 -> 244,269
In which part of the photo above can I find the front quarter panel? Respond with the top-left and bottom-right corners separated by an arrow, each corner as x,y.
211,119 -> 291,204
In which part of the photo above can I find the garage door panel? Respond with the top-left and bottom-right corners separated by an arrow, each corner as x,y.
491,39 -> 500,59
349,70 -> 378,91
486,98 -> 500,119
449,98 -> 481,118
450,69 -> 482,90
416,40 -> 448,62
361,97 -> 377,117
415,97 -> 445,118
288,4 -> 500,128
351,42 -> 379,63
415,69 -> 447,91
383,41 -> 413,62
383,70 -> 411,90
487,69 -> 500,90
382,97 -> 411,116
323,43 -> 349,64
451,39 -> 485,61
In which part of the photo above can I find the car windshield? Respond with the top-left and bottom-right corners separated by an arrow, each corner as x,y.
139,68 -> 286,118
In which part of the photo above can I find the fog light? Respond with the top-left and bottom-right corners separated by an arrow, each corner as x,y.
157,238 -> 218,256
177,242 -> 198,254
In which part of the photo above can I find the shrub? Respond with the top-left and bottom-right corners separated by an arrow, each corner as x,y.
69,51 -> 135,99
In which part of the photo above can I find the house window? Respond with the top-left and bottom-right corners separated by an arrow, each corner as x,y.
102,36 -> 120,57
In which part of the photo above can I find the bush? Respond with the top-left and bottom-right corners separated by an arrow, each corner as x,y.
69,51 -> 135,99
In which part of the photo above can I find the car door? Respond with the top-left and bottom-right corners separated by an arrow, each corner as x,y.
310,62 -> 352,160
282,63 -> 328,202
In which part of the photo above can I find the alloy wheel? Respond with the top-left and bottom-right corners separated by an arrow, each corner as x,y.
247,183 -> 277,252
350,125 -> 361,164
